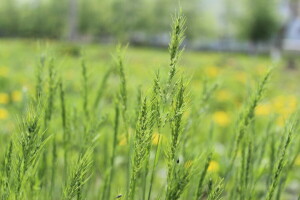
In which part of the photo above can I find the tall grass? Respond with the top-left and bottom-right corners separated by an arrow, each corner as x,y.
0,8 -> 299,200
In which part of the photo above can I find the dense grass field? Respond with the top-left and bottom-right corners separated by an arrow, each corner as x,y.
0,15 -> 300,200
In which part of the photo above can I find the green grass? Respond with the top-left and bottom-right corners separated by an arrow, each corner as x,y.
0,12 -> 300,200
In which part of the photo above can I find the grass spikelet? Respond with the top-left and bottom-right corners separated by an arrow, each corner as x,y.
116,45 -> 127,117
152,71 -> 163,129
165,160 -> 192,200
127,98 -> 152,200
207,179 -> 223,200
168,79 -> 186,167
35,55 -> 45,102
231,68 -> 272,165
93,67 -> 112,109
1,141 -> 13,199
44,59 -> 57,127
265,119 -> 296,200
63,148 -> 93,200
59,79 -> 69,179
14,104 -> 48,198
102,103 -> 119,200
168,10 -> 186,85
195,152 -> 212,200
81,59 -> 89,120
166,79 -> 187,199
3,141 -> 13,180
163,10 -> 186,103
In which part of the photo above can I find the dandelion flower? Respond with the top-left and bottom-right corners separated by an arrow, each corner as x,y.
0,66 -> 9,77
0,108 -> 8,120
272,95 -> 298,116
213,111 -> 230,127
205,66 -> 219,78
234,71 -> 247,84
0,93 -> 9,104
208,161 -> 219,172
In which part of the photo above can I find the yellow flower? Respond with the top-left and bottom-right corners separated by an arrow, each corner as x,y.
12,90 -> 22,102
0,108 -> 9,120
205,66 -> 219,78
216,89 -> 232,102
0,66 -> 9,77
0,93 -> 9,104
234,71 -> 247,84
255,103 -> 271,116
208,161 -> 220,172
213,111 -> 230,127
272,95 -> 298,116
152,132 -> 161,145
184,160 -> 193,169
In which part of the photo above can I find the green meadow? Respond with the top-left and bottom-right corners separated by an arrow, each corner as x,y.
0,14 -> 300,200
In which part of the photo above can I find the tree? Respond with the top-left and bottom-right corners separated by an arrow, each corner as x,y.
241,0 -> 280,44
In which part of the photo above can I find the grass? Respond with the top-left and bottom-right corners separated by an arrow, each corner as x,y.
0,11 -> 300,200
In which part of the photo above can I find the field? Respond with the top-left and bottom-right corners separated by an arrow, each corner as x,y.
0,16 -> 300,200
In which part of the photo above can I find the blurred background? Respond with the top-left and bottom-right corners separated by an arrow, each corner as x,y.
0,0 -> 300,57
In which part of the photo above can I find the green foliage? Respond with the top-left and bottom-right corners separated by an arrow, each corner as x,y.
240,0 -> 279,43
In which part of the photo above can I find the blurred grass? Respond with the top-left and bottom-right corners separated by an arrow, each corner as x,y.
1,39 -> 300,127
0,41 -> 296,122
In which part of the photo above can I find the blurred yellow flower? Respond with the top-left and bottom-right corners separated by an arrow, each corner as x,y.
208,161 -> 220,172
184,160 -> 193,169
152,132 -> 161,145
213,111 -> 230,127
12,91 -> 22,102
272,95 -> 298,116
0,66 -> 9,77
255,103 -> 271,116
235,71 -> 247,84
0,93 -> 9,104
0,108 -> 8,120
205,66 -> 219,78
272,96 -> 285,114
216,89 -> 232,102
